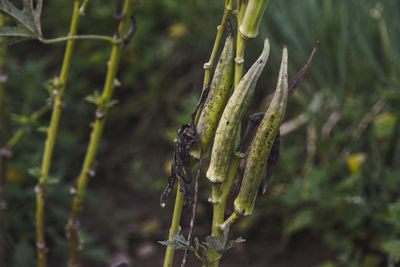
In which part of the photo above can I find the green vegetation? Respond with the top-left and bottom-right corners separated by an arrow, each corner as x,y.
0,0 -> 399,266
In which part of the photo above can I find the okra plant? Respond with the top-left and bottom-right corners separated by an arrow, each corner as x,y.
0,1 -> 136,266
160,1 -> 316,267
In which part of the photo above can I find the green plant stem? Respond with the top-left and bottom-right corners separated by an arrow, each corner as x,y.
5,105 -> 49,149
207,153 -> 240,267
234,1 -> 247,89
195,0 -> 233,125
0,13 -> 6,267
163,185 -> 184,267
67,1 -> 133,265
41,34 -> 118,45
35,1 -> 82,267
79,0 -> 91,15
202,0 -> 233,91
163,2 -> 233,266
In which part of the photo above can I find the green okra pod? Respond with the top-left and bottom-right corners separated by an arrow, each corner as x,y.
239,0 -> 269,39
206,39 -> 270,184
190,29 -> 235,159
234,46 -> 288,216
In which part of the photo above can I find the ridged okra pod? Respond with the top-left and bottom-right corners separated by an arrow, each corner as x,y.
190,31 -> 235,159
234,47 -> 288,216
206,39 -> 270,184
239,0 -> 269,39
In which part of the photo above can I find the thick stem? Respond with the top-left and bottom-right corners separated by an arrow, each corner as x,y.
67,1 -> 133,265
0,13 -> 6,267
35,2 -> 82,267
163,185 -> 184,267
208,154 -> 240,267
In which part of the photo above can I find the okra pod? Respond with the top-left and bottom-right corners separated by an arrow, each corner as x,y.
190,30 -> 235,159
206,39 -> 270,184
234,47 -> 288,216
239,0 -> 269,39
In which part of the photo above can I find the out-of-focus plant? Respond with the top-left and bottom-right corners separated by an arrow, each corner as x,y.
0,1 -> 137,266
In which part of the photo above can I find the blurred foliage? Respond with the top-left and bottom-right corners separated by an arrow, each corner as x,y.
1,0 -> 400,266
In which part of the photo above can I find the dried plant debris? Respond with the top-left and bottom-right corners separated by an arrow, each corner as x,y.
160,86 -> 210,207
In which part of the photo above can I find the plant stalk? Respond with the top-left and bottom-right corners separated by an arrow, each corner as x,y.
163,1 -> 233,266
163,185 -> 184,267
67,1 -> 133,265
35,1 -> 82,267
195,0 -> 233,125
234,1 -> 248,89
207,153 -> 240,267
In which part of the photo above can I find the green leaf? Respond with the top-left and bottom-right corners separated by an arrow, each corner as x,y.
221,237 -> 246,254
382,240 -> 400,262
158,234 -> 192,251
284,209 -> 314,237
204,236 -> 223,253
28,167 -> 40,179
0,0 -> 43,45
85,91 -> 102,106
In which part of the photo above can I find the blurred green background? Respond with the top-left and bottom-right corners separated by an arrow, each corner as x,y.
1,0 -> 400,266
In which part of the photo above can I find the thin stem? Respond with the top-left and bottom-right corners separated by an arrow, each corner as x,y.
67,1 -> 133,265
0,13 -> 6,267
219,212 -> 239,231
234,1 -> 247,89
79,0 -> 91,15
195,0 -> 233,125
163,185 -> 184,267
35,1 -> 82,266
41,34 -> 118,45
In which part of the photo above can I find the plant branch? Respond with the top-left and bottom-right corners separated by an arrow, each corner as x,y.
163,1 -> 233,266
163,185 -> 184,267
35,1 -> 83,266
67,1 -> 134,265
40,34 -> 118,45
5,105 -> 49,150
233,1 -> 248,89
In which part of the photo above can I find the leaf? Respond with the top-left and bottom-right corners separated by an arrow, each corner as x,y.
85,91 -> 102,105
0,0 -> 43,45
158,234 -> 193,251
373,112 -> 397,140
204,236 -> 223,254
284,209 -> 314,237
28,167 -> 40,179
382,240 -> 400,262
221,237 -> 246,254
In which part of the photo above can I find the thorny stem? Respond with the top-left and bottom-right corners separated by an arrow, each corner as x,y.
163,1 -> 233,266
36,1 -> 82,266
234,1 -> 248,89
0,13 -> 6,267
67,1 -> 134,265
